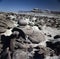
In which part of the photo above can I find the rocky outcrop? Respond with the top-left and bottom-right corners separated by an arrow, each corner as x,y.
0,12 -> 60,59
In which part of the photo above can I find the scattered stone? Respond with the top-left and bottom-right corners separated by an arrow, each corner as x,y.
0,11 -> 60,59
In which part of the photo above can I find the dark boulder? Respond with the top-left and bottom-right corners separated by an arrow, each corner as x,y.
33,50 -> 44,59
12,27 -> 26,40
54,35 -> 60,39
46,41 -> 60,55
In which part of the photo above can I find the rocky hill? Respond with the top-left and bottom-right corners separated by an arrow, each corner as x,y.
0,10 -> 60,59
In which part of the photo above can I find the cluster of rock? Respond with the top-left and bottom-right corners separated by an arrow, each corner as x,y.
0,10 -> 60,59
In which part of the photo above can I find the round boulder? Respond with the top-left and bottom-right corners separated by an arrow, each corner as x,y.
28,32 -> 45,44
18,19 -> 28,26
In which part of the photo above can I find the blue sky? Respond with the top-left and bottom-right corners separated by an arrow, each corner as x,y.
0,0 -> 60,12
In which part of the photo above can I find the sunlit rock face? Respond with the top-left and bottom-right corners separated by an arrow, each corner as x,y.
18,17 -> 30,26
13,50 -> 30,59
28,31 -> 45,44
18,19 -> 28,26
2,29 -> 12,36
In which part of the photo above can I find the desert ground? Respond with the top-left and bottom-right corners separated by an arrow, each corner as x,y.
0,9 -> 60,59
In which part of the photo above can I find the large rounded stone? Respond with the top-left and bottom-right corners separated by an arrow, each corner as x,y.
20,27 -> 33,35
13,50 -> 29,59
18,19 -> 28,26
29,32 -> 45,44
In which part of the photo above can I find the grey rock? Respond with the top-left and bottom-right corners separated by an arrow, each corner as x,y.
13,50 -> 32,59
18,19 -> 28,26
28,32 -> 45,44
